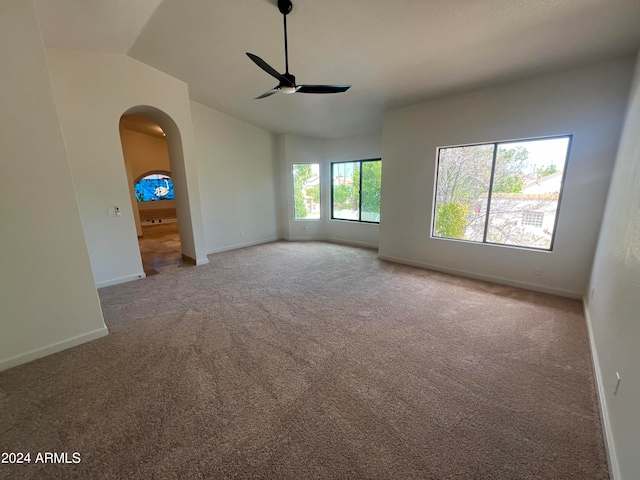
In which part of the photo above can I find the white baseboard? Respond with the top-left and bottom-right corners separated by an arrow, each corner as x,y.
583,300 -> 619,480
0,326 -> 109,372
285,236 -> 378,250
181,253 -> 209,266
96,273 -> 145,289
321,237 -> 378,250
206,237 -> 280,256
376,253 -> 581,299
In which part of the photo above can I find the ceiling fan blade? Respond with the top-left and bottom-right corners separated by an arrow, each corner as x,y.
255,87 -> 280,99
296,85 -> 351,94
246,53 -> 294,86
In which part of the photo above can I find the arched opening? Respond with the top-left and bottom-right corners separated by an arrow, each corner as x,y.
119,107 -> 200,275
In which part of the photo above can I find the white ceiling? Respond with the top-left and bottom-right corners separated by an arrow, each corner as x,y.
36,0 -> 640,139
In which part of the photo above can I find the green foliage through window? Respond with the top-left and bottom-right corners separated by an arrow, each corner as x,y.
293,164 -> 320,220
537,164 -> 558,178
435,203 -> 469,238
361,161 -> 382,216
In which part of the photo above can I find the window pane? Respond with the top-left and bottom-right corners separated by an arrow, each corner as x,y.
134,174 -> 174,202
361,160 -> 382,222
293,163 -> 320,220
332,162 -> 360,220
433,145 -> 494,241
487,137 -> 570,249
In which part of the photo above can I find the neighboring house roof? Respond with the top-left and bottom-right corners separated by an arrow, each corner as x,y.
492,193 -> 559,201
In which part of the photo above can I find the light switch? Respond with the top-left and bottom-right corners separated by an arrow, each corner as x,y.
108,207 -> 116,217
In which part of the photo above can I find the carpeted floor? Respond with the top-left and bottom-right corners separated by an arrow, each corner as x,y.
0,241 -> 608,479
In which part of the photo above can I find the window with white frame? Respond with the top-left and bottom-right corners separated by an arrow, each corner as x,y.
293,163 -> 320,220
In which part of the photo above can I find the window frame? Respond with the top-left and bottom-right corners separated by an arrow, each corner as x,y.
431,135 -> 572,252
292,163 -> 321,221
331,158 -> 382,224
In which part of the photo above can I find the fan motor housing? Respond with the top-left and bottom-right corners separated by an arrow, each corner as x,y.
278,0 -> 293,15
281,73 -> 296,87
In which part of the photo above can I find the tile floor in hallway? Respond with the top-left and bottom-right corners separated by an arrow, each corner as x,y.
137,232 -> 189,276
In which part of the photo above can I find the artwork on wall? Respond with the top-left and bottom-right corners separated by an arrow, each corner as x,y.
134,173 -> 175,202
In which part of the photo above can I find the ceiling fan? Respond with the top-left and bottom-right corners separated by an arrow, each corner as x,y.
246,0 -> 351,99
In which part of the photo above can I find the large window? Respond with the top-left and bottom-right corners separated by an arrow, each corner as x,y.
293,163 -> 320,220
432,135 -> 571,250
331,159 -> 382,223
134,172 -> 175,202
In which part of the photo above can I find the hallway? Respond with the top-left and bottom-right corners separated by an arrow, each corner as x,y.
137,232 -> 188,276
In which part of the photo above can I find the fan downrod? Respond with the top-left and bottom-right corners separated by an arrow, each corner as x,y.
278,0 -> 293,16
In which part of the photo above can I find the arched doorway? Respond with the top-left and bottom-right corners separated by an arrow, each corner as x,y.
119,106 -> 203,275
120,115 -> 183,274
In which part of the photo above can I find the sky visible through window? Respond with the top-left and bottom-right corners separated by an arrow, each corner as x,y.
499,137 -> 570,173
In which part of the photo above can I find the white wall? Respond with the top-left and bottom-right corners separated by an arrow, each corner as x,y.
379,58 -> 635,297
586,52 -> 640,480
190,101 -> 279,253
0,0 -> 107,371
280,132 -> 382,248
121,136 -> 143,237
120,128 -> 171,184
45,49 -> 208,287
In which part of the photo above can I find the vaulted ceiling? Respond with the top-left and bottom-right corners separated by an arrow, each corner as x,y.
35,0 -> 640,138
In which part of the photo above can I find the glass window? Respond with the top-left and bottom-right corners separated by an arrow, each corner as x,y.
432,136 -> 571,250
134,173 -> 174,202
434,144 -> 493,242
292,163 -> 321,220
332,162 -> 359,221
331,159 -> 382,223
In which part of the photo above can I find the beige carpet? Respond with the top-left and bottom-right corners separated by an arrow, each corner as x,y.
0,241 -> 608,479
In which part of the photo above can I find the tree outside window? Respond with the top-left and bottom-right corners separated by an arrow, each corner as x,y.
293,163 -> 320,220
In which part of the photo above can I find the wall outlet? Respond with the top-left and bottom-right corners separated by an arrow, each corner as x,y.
114,206 -> 121,217
614,372 -> 621,395
533,267 -> 542,276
